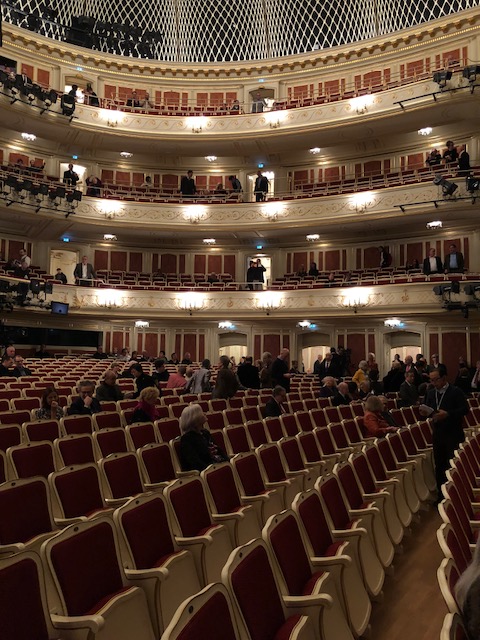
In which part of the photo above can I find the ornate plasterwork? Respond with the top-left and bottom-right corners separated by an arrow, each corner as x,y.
51,281 -> 444,320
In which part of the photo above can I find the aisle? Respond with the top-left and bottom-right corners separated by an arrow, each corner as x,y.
369,506 -> 446,640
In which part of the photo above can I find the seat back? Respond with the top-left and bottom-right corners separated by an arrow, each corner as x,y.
138,443 -> 177,484
223,408 -> 243,426
232,451 -> 267,496
0,551 -> 55,640
0,477 -> 55,545
292,489 -> 334,556
23,420 -> 61,443
241,406 -> 262,423
155,417 -> 181,442
100,452 -> 145,499
245,420 -> 269,447
161,583 -> 240,640
43,517 -> 125,616
335,461 -> 364,509
93,411 -> 123,431
50,464 -> 106,519
224,425 -> 251,454
281,413 -> 300,437
257,443 -> 288,483
350,452 -> 377,494
61,414 -> 93,436
314,426 -> 337,456
325,406 -> 341,424
8,441 -> 56,479
292,411 -> 312,433
0,424 -> 22,452
329,423 -> 350,449
165,476 -> 213,536
206,411 -> 226,430
310,408 -> 328,428
316,474 -> 351,530
202,462 -> 242,514
263,417 -> 285,442
279,437 -> 306,473
54,434 -> 96,467
93,427 -> 128,458
296,431 -> 321,463
126,422 -> 157,450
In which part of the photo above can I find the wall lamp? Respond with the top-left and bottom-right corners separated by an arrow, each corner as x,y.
433,70 -> 452,89
433,175 -> 458,196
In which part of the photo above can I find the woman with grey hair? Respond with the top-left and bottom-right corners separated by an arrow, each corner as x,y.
179,404 -> 228,471
363,395 -> 398,437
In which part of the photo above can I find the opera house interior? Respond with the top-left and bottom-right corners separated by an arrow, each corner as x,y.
0,0 -> 479,637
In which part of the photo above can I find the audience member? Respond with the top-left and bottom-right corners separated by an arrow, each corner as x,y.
423,248 -> 443,275
214,183 -> 228,195
229,175 -> 242,192
404,355 -> 421,386
181,352 -> 193,365
179,404 -> 229,471
207,272 -> 219,284
443,140 -> 458,164
152,359 -> 169,385
180,170 -> 196,196
426,148 -> 442,166
421,365 -> 468,496
36,387 -> 64,420
84,83 -> 100,107
132,386 -> 161,423
444,243 -> 464,273
237,356 -> 260,389
347,381 -> 360,400
12,248 -> 31,278
470,360 -> 480,392
95,370 -> 124,402
142,92 -> 154,109
455,367 -> 472,395
383,360 -> 404,393
368,369 -> 384,395
363,395 -> 399,437
297,264 -> 307,278
213,355 -> 239,399
271,348 -> 292,392
332,382 -> 352,406
126,90 -> 142,108
12,355 -> 31,377
54,268 -> 67,284
34,344 -> 51,358
352,360 -> 368,386
0,355 -> 13,376
131,363 -> 156,398
458,144 -> 471,178
117,348 -> 131,362
142,176 -> 153,189
358,381 -> 371,400
455,536 -> 480,640
185,359 -> 212,393
318,376 -> 337,398
427,353 -> 446,374
63,163 -> 79,187
86,175 -> 102,196
254,170 -> 269,202
264,385 -> 287,417
168,352 -> 180,365
166,365 -> 188,389
289,360 -> 301,374
398,370 -> 419,407
260,351 -> 273,388
74,255 -> 96,285
68,380 -> 101,415
4,346 -> 15,359
308,262 -> 319,277
367,352 -> 378,372
378,395 -> 400,427
379,246 -> 392,268
92,346 -> 108,359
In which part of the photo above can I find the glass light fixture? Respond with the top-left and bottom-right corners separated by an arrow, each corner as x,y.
306,234 -> 320,242
21,132 -> 36,141
341,287 -> 371,313
418,127 -> 433,136
120,151 -> 133,158
309,147 -> 321,154
426,220 -> 442,229
205,155 -> 217,162
203,238 -> 216,245
103,233 -> 117,241
135,320 -> 149,328
218,321 -> 235,330
254,291 -> 283,315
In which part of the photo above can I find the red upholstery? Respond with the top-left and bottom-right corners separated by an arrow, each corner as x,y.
174,590 -> 238,640
245,421 -> 268,447
258,445 -> 287,483
25,421 -> 60,443
314,427 -> 337,455
225,425 -> 250,454
140,443 -> 177,483
206,412 -> 225,430
441,508 -> 472,574
231,544 -> 298,640
129,423 -> 156,449
329,423 -> 350,449
156,418 -> 181,442
11,442 -> 55,479
95,428 -> 128,457
50,520 -> 125,616
169,478 -> 213,536
0,556 -> 50,640
325,407 -> 340,424
54,466 -> 105,518
0,425 -> 21,452
57,435 -> 96,466
310,409 -> 328,428
388,434 -> 409,464
297,432 -> 321,463
103,454 -> 144,498
269,513 -> 324,596
224,409 -> 243,426
94,412 -> 123,430
0,410 -> 30,425
279,438 -> 306,472
352,454 -> 378,494
264,418 -> 284,442
319,476 -> 352,529
204,464 -> 242,513
234,453 -> 268,496
365,446 -> 389,482
62,415 -> 93,435
336,464 -> 369,510
296,491 -> 342,557
120,496 -> 177,569
292,412 -> 311,433
376,439 -> 398,471
0,479 -> 53,544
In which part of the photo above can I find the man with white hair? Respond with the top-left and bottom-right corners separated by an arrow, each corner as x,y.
271,348 -> 292,392
318,376 -> 337,398
332,382 -> 352,406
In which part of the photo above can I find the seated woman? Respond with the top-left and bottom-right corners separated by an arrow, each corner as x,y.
179,404 -> 229,472
132,386 -> 161,423
36,387 -> 64,420
363,395 -> 398,437
308,261 -> 319,277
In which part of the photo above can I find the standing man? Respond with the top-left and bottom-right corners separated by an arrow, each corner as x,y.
229,175 -> 242,192
421,366 -> 468,497
444,243 -> 464,274
398,370 -> 419,408
254,170 -> 269,202
74,255 -> 96,286
255,258 -> 267,290
13,248 -> 31,278
423,248 -> 443,276
63,163 -> 79,187
271,348 -> 292,393
180,170 -> 196,197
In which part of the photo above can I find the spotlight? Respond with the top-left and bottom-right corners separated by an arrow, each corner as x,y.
41,89 -> 58,111
61,94 -> 76,118
464,283 -> 480,296
463,65 -> 480,87
433,175 -> 458,196
30,279 -> 41,294
433,70 -> 452,89
467,177 -> 480,193
66,190 -> 82,203
433,281 -> 460,295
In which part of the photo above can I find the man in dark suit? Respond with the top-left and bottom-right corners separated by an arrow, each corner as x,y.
421,366 -> 468,496
316,352 -> 340,380
318,376 -> 337,398
67,380 -> 101,415
398,370 -> 419,408
331,382 -> 352,406
131,363 -> 156,398
264,385 -> 287,417
271,348 -> 292,392
74,255 -> 96,285
237,356 -> 260,389
444,243 -> 464,274
423,248 -> 443,275
63,163 -> 79,187
180,170 -> 196,196
0,355 -> 13,376
12,356 -> 31,377
254,170 -> 269,202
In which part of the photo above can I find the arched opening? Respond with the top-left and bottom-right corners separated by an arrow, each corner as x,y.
384,330 -> 423,367
298,331 -> 332,373
218,331 -> 248,364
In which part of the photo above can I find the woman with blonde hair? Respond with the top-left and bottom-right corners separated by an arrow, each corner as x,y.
363,395 -> 399,437
352,360 -> 369,386
179,404 -> 228,471
132,386 -> 160,423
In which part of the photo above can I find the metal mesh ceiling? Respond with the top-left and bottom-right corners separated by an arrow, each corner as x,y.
2,0 -> 479,62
